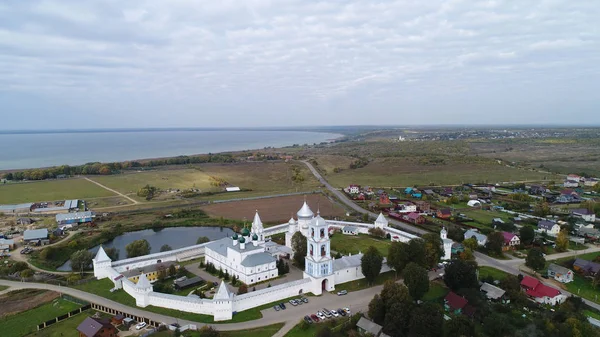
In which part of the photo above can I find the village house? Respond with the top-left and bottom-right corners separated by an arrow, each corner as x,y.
501,232 -> 520,250
567,174 -> 582,182
423,189 -> 435,197
563,180 -> 579,188
529,185 -> 546,195
557,189 -> 580,203
56,211 -> 94,225
571,209 -> 596,223
0,238 -> 15,252
379,193 -> 391,205
440,188 -> 454,197
121,261 -> 179,283
76,317 -> 118,337
403,212 -> 425,225
584,178 -> 599,187
345,184 -> 360,194
537,220 -> 561,236
464,229 -> 487,246
437,208 -> 452,219
356,317 -> 384,337
547,263 -> 574,283
415,200 -> 431,213
397,202 -> 417,213
342,226 -> 359,235
520,276 -> 565,305
444,291 -> 468,314
480,282 -> 507,302
573,258 -> 600,276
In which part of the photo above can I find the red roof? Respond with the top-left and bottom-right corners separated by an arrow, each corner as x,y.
444,292 -> 468,310
439,208 -> 452,215
407,212 -> 421,220
521,276 -> 561,299
502,232 -> 517,244
520,276 -> 539,289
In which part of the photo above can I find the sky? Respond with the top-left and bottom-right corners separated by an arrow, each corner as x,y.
0,0 -> 599,129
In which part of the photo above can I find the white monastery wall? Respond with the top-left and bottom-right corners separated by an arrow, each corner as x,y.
233,278 -> 311,312
148,292 -> 214,315
112,243 -> 208,272
333,262 -> 392,284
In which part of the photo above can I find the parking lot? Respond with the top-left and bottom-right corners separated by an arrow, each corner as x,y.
269,291 -> 353,326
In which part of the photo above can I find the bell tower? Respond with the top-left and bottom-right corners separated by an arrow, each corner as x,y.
303,213 -> 335,295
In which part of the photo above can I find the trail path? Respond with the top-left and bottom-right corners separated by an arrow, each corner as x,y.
84,177 -> 139,204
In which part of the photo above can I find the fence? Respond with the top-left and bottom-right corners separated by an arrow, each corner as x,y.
36,304 -> 91,331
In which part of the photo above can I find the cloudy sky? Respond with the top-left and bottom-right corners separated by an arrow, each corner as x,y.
1,0 -> 598,129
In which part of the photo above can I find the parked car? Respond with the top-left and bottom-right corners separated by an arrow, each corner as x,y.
296,299 -> 303,305
304,315 -> 312,324
337,290 -> 347,296
310,314 -> 320,322
323,310 -> 332,318
301,297 -> 309,303
212,281 -> 218,287
317,311 -> 325,320
279,303 -> 286,310
274,305 -> 280,311
289,299 -> 298,306
135,322 -> 147,330
330,310 -> 339,317
337,308 -> 346,316
343,307 -> 351,314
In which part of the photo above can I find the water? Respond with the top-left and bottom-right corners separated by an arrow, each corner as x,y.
0,130 -> 341,170
57,226 -> 233,271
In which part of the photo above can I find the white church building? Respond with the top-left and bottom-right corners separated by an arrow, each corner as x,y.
92,200 -> 418,321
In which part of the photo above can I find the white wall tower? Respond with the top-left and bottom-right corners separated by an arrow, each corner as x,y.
92,246 -> 112,280
303,213 -> 335,295
285,216 -> 297,248
441,227 -> 452,260
374,212 -> 388,229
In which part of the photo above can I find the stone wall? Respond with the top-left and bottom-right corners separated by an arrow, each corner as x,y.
112,243 -> 208,272
233,278 -> 311,312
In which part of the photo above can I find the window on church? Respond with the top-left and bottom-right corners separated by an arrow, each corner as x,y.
321,245 -> 326,256
311,228 -> 315,238
320,228 -> 325,238
310,244 -> 314,256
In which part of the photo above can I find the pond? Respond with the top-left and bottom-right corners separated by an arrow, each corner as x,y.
57,226 -> 233,271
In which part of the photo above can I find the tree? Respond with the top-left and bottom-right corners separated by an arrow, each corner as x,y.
526,247 -> 546,271
486,231 -> 504,256
168,264 -> 177,277
104,247 -> 119,261
382,285 -> 414,337
368,294 -> 386,325
20,269 -> 34,278
316,326 -> 333,337
408,239 -> 427,267
197,236 -> 210,244
483,313 -> 514,337
361,246 -> 383,285
126,239 -> 151,258
237,284 -> 248,295
388,241 -> 410,276
292,231 -> 307,269
409,303 -> 444,337
593,272 -> 600,289
462,237 -> 478,251
444,315 -> 475,337
556,228 -> 569,252
67,273 -> 81,284
404,262 -> 429,301
519,226 -> 535,246
447,227 -> 465,242
423,233 -> 443,268
197,326 -> 220,337
160,244 -> 172,252
137,184 -> 158,200
443,260 -> 478,291
70,250 -> 94,274
459,248 -> 474,261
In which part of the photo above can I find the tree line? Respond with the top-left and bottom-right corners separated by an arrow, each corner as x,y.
2,153 -> 236,181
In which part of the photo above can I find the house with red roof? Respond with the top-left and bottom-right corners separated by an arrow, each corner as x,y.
444,292 -> 468,314
437,208 -> 452,219
501,232 -> 520,251
520,276 -> 566,305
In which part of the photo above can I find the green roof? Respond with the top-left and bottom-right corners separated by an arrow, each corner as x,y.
238,236 -> 246,243
241,228 -> 250,236
252,233 -> 258,240
232,233 -> 238,239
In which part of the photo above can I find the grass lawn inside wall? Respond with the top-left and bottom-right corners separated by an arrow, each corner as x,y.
72,279 -> 306,323
422,282 -> 449,302
27,311 -> 91,337
0,297 -> 82,337
335,270 -> 396,293
330,234 -> 391,257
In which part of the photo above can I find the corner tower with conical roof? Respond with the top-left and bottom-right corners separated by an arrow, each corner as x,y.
213,281 -> 233,321
374,212 -> 388,229
92,246 -> 112,279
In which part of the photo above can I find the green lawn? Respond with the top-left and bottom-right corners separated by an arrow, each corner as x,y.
584,309 -> 600,321
422,282 -> 449,302
0,298 -> 82,337
334,270 -> 396,293
0,285 -> 8,292
460,209 -> 511,225
478,266 -> 510,281
27,311 -> 90,337
0,178 -> 115,204
146,323 -> 285,337
330,234 -> 391,257
564,274 -> 600,304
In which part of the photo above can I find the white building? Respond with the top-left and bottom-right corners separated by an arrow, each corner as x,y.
303,213 -> 335,294
397,203 -> 417,213
563,180 -> 579,188
342,226 -> 359,235
464,229 -> 487,246
572,209 -> 596,223
441,228 -> 452,260
204,211 -> 278,285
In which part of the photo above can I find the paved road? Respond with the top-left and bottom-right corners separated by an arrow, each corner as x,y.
301,160 -> 427,235
11,231 -> 85,275
84,177 -> 139,204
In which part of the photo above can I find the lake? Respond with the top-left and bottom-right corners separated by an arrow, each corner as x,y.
57,226 -> 233,271
0,129 -> 342,170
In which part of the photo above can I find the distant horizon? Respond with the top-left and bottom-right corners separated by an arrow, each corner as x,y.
2,124 -> 600,135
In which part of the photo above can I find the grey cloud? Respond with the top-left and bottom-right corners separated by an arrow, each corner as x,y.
0,0 -> 599,128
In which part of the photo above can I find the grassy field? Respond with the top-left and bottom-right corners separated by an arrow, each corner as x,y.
565,274 -> 600,304
0,298 -> 81,337
0,285 -> 8,292
85,196 -> 133,209
478,266 -> 510,281
313,155 -> 553,188
27,311 -> 90,337
154,324 -> 285,337
422,282 -> 449,302
330,234 -> 391,257
335,270 -> 396,293
91,162 -> 321,202
0,178 -> 115,204
460,209 -> 512,225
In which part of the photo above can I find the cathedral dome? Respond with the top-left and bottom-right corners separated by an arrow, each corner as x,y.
252,233 -> 259,241
232,233 -> 238,240
297,201 -> 314,218
238,236 -> 246,243
288,217 -> 296,225
241,228 -> 250,236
